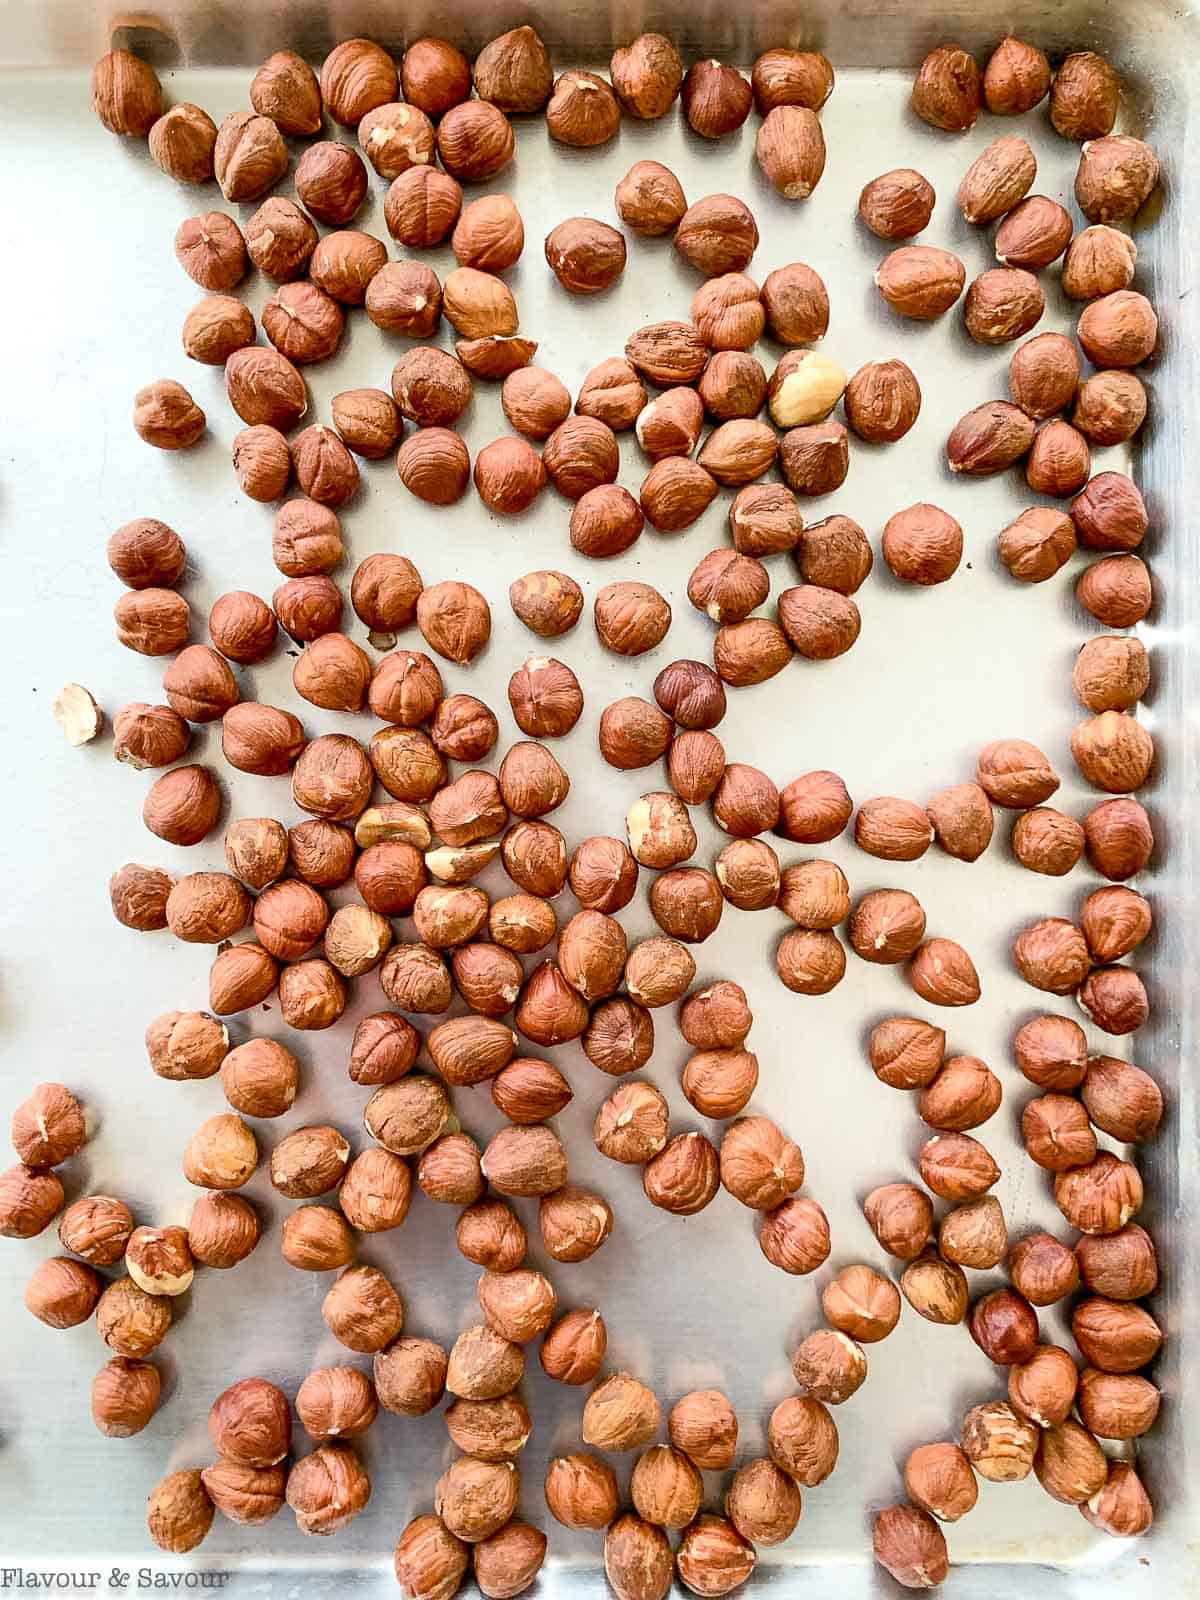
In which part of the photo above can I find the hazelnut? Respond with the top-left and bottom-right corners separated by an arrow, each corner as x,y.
636,387 -> 704,461
1071,710 -> 1154,793
473,1522 -> 546,1600
904,1442 -> 978,1521
843,359 -> 921,442
92,1356 -> 161,1437
863,1183 -> 932,1262
426,1013 -> 517,1086
756,105 -> 826,200
250,48 -> 322,133
536,1307 -> 606,1388
366,260 -> 444,341
876,1504 -> 947,1593
280,1204 -> 356,1271
1081,885 -> 1152,963
692,274 -> 765,351
848,889 -> 926,965
502,820 -> 568,897
682,59 -> 753,139
760,1195 -> 831,1273
375,1337 -> 447,1414
643,1131 -> 720,1215
1008,1232 -> 1079,1307
430,695 -> 500,765
911,44 -> 981,131
448,943 -> 523,1016
674,194 -> 759,277
1035,1419 -> 1109,1506
1077,1369 -> 1161,1439
947,400 -> 1036,474
497,741 -> 568,820
1073,1296 -> 1163,1373
1077,965 -> 1149,1035
593,1081 -> 670,1163
900,1252 -> 968,1324
208,1376 -> 291,1468
715,839 -> 780,911
677,1515 -> 757,1597
292,732 -> 372,822
11,1081 -> 85,1167
492,1057 -> 572,1123
919,1131 -> 999,1199
349,1013 -> 420,1087
1078,289 -> 1158,369
1081,1056 -> 1162,1144
200,1462 -> 286,1527
1007,1346 -> 1081,1438
919,1055 -> 1002,1130
964,267 -> 1045,344
679,982 -> 752,1050
569,835 -> 639,913
580,1373 -> 661,1453
630,1444 -> 702,1532
24,1256 -> 101,1328
91,49 -> 162,136
147,1470 -> 213,1554
1026,419 -> 1091,497
875,246 -> 966,320
822,1264 -> 902,1344
544,1454 -> 619,1532
208,942 -> 279,1015
59,1194 -> 133,1266
292,632 -> 371,714
545,217 -> 626,296
621,876 -> 703,957
611,34 -> 683,118
939,1195 -> 1007,1269
970,1287 -> 1040,1366
210,591 -> 278,663
682,1048 -> 759,1119
868,1018 -> 945,1090
984,35 -> 1051,113
779,420 -> 849,495
1080,1461 -> 1154,1538
150,105 -> 218,187
356,846 -> 428,919
96,1276 -> 171,1356
245,196 -> 318,281
1077,554 -> 1152,629
792,1327 -> 867,1403
625,322 -> 708,390
1055,1150 -> 1144,1235
700,351 -> 768,420
540,1184 -> 614,1263
472,24 -> 552,111
455,334 -> 537,379
395,1516 -> 468,1600
132,380 -> 205,451
639,458 -> 720,533
662,1389 -> 736,1470
183,293 -> 255,366
858,168 -> 936,240
146,1004 -> 230,1081
288,819 -> 356,888
605,1515 -> 672,1600
273,574 -> 344,643
667,730 -> 726,805
142,765 -> 219,848
719,1116 -> 804,1209
766,351 -> 845,430
1063,225 -> 1137,300
188,1191 -> 260,1268
615,159 -> 688,237
125,1224 -> 193,1296
1051,51 -> 1120,140
1073,370 -> 1147,446
776,928 -> 845,994
753,48 -> 834,112
768,1396 -> 839,1485
213,110 -> 288,203
961,1401 -> 1039,1482
321,38 -> 397,125
498,376 -> 569,449
287,1443 -> 371,1536
998,507 -> 1077,583
545,69 -> 620,147
174,211 -> 247,291
340,1146 -> 415,1231
231,425 -> 290,503
226,347 -> 307,430
996,195 -> 1074,269
295,141 -> 369,228
958,135 -> 1037,224
269,1124 -> 350,1200
479,1122 -> 568,1198
854,796 -> 934,862
309,230 -> 388,305
1009,332 -> 1080,420
364,1074 -> 451,1157
712,762 -> 781,837
882,503 -> 962,585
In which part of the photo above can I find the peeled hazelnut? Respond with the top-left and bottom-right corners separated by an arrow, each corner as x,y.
882,503 -> 962,585
1051,51 -> 1120,141
214,110 -> 288,203
996,196 -> 1073,269
96,1277 -> 171,1357
92,1356 -> 161,1438
961,1401 -> 1039,1483
1063,226 -> 1137,300
1009,1344 -> 1080,1428
756,105 -> 826,200
643,1132 -> 720,1215
958,136 -> 1037,224
868,1018 -> 945,1090
939,1195 -> 1007,1269
605,1515 -> 672,1600
147,1470 -> 213,1554
875,246 -> 965,320
858,168 -> 936,239
904,1443 -> 978,1522
1054,1150 -> 1144,1235
394,1515 -> 468,1600
375,1337 -> 447,1414
919,1132 -> 999,1200
1077,1368 -> 1161,1439
900,1252 -> 968,1325
59,1195 -> 133,1265
912,44 -> 981,130
677,1514 -> 757,1597
760,1195 -> 831,1274
125,1224 -> 193,1297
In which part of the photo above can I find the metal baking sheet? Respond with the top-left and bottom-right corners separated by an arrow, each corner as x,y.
0,3 -> 1194,1596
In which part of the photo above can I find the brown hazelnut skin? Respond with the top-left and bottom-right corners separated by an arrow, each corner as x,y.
1009,1231 -> 1082,1306
540,1307 -> 607,1386
374,1337 -> 447,1416
115,587 -> 190,656
768,1395 -> 839,1486
321,38 -> 397,125
970,1287 -> 1040,1366
1008,1344 -> 1080,1428
939,1196 -> 1007,1270
616,160 -> 688,237
184,294 -> 255,364
1072,1296 -> 1163,1373
900,1252 -> 968,1325
213,111 -> 289,204
594,581 -> 671,655
756,105 -> 827,200
903,1442 -> 978,1522
677,1514 -> 758,1597
605,1514 -> 673,1600
582,1372 -> 662,1453
24,1256 -> 102,1328
12,1082 -> 86,1167
594,1081 -> 670,1163
96,1277 -> 171,1357
1076,1223 -> 1159,1301
996,196 -> 1073,269
666,1389 -> 736,1471
142,764 -> 220,847
858,168 -> 936,240
855,796 -> 934,862
472,24 -> 552,112
295,1365 -> 378,1439
881,504 -> 962,585
611,34 -> 683,118
632,1444 -> 703,1530
919,1131 -> 999,1199
912,44 -> 981,131
503,375 -> 571,444
146,1469 -> 214,1554
1063,226 -> 1138,301
682,1049 -> 759,1120
1076,1368 -> 1161,1440
1081,1461 -> 1154,1538
174,210 -> 247,290
569,835 -> 639,913
919,1055 -> 1001,1131
868,1017 -> 945,1090
849,889 -> 926,966
394,1514 -> 469,1600
760,1196 -> 831,1274
863,1183 -> 933,1261
643,1132 -> 720,1216
674,195 -> 759,278
92,1356 -> 161,1437
1051,51 -> 1120,141
682,59 -> 753,139
961,1402 -> 1039,1483
963,268 -> 1045,345
188,1192 -> 260,1269
822,1265 -> 901,1343
792,1328 -> 867,1403
59,1194 -> 134,1265
92,49 -> 162,136
873,1505 -> 950,1591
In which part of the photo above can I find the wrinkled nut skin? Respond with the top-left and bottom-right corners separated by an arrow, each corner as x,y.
872,1503 -> 949,1589
900,1253 -> 968,1325
756,105 -> 827,200
1051,52 -> 1120,142
875,246 -> 965,320
540,1306 -> 607,1386
859,168 -> 936,240
1012,1230 -> 1086,1303
1081,1461 -> 1154,1538
1063,226 -> 1137,301
682,60 -> 753,140
1077,1368 -> 1161,1439
822,1264 -> 902,1343
92,1356 -> 162,1438
961,1401 -> 1039,1483
616,160 -> 688,237
605,1514 -> 673,1600
631,1444 -> 703,1530
324,1267 -> 404,1356
868,1018 -> 945,1090
768,1395 -> 838,1486
394,1514 -> 469,1600
904,1441 -> 978,1522
643,1132 -> 720,1216
146,1469 -> 214,1555
92,49 -> 162,136
969,1287 -> 1040,1366
175,211 -> 247,291
759,1196 -> 831,1275
374,1337 -> 447,1416
912,45 -> 981,131
939,1195 -> 1007,1269
1072,1296 -> 1163,1373
545,1453 -> 621,1531
998,508 -> 1077,583
321,38 -> 397,126
958,136 -> 1037,225
882,504 -> 962,585
214,111 -> 289,204
148,103 -> 219,185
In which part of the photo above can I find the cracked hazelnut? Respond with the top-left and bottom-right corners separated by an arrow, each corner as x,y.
905,1443 -> 978,1524
682,59 -> 752,139
643,1132 -> 720,1215
939,1195 -> 1007,1269
912,44 -> 981,130
375,1337 -> 447,1414
1051,52 -> 1120,140
868,1017 -> 945,1090
147,1470 -> 213,1554
961,1401 -> 1038,1482
682,1049 -> 758,1119
760,1196 -> 830,1274
900,1252 -> 968,1324
918,1132 -> 998,1199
